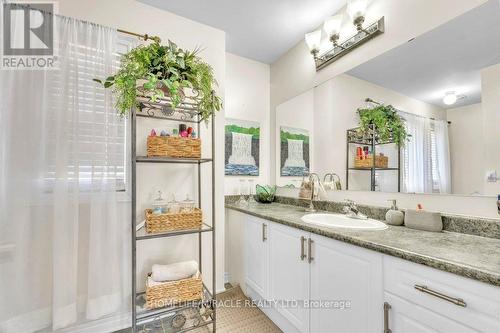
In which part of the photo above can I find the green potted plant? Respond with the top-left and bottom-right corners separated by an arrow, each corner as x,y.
94,40 -> 222,121
356,103 -> 408,146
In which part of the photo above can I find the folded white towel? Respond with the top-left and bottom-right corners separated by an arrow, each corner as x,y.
151,260 -> 198,282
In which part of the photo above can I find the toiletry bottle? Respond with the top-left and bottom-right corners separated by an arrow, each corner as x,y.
385,199 -> 404,226
152,190 -> 167,215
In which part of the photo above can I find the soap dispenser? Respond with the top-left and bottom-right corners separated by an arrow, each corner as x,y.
385,199 -> 404,226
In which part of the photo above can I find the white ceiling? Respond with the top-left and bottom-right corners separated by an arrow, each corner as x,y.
137,0 -> 347,63
347,0 -> 500,109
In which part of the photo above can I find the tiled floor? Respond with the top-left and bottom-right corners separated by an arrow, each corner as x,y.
116,285 -> 281,333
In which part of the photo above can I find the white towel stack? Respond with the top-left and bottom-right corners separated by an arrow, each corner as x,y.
150,260 -> 198,283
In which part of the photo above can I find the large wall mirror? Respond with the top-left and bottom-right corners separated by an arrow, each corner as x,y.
275,0 -> 500,197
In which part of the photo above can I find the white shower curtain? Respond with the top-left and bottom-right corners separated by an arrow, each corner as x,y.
0,10 -> 131,333
402,113 -> 451,194
402,113 -> 433,193
433,120 -> 452,194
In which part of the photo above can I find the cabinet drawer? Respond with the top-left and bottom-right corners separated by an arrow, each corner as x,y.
384,256 -> 500,332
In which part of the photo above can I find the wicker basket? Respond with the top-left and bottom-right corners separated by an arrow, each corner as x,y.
145,208 -> 202,234
354,155 -> 389,169
147,136 -> 201,158
146,271 -> 203,309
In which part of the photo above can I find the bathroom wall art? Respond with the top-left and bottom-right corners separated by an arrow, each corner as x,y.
280,126 -> 310,176
225,119 -> 260,176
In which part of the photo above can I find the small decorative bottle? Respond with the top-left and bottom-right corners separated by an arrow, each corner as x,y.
152,190 -> 167,215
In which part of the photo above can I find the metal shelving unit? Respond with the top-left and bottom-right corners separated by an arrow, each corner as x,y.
346,124 -> 401,192
131,96 -> 216,332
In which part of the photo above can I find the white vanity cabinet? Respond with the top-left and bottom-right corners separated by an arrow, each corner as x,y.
244,214 -> 270,298
229,210 -> 500,333
384,293 -> 477,333
309,234 -> 383,333
268,222 -> 311,333
245,217 -> 384,333
383,256 -> 500,333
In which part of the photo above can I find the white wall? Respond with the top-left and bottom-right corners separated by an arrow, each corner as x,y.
275,90 -> 314,187
224,53 -> 270,194
59,0 -> 227,315
223,53 -> 270,285
447,103 -> 484,195
480,63 -> 500,196
270,0 -> 500,218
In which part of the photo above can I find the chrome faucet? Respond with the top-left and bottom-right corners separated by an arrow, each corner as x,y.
305,173 -> 321,212
343,199 -> 368,220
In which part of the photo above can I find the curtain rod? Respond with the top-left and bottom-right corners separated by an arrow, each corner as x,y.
117,29 -> 161,43
365,98 -> 451,125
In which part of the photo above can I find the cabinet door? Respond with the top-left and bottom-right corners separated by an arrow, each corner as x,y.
310,234 -> 383,333
245,215 -> 269,298
269,223 -> 310,333
385,293 -> 478,333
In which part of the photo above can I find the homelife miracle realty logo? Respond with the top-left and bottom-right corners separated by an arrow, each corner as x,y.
2,1 -> 58,69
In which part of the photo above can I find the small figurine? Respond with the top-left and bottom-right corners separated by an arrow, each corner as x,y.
160,130 -> 168,136
150,129 -> 157,137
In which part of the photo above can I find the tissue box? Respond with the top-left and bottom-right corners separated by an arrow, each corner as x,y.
404,210 -> 443,232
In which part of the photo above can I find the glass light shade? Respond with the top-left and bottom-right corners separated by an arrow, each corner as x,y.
443,92 -> 458,105
323,14 -> 343,38
347,0 -> 368,20
305,30 -> 322,52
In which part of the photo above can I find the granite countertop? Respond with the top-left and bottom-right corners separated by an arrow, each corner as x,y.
226,202 -> 500,287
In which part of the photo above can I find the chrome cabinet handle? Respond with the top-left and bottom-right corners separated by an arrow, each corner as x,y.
383,302 -> 392,333
414,285 -> 467,307
262,223 -> 267,242
307,238 -> 314,263
300,236 -> 307,261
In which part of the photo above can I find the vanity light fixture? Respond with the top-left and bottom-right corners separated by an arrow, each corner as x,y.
347,0 -> 368,31
307,0 -> 384,71
442,91 -> 466,106
324,14 -> 344,46
305,30 -> 322,58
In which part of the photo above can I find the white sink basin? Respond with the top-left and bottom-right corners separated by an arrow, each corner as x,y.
301,213 -> 388,230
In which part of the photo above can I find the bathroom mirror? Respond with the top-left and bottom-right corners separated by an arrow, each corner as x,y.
275,0 -> 500,197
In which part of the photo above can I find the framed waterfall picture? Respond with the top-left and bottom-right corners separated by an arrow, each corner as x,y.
280,126 -> 310,177
225,119 -> 260,176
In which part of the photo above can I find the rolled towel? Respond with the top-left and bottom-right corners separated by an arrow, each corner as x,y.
151,260 -> 198,282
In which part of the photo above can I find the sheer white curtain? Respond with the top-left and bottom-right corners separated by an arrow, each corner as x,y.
434,120 -> 452,194
402,113 -> 433,193
0,11 -> 131,333
402,113 -> 451,194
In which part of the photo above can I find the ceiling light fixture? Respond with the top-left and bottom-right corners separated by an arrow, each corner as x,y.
443,92 -> 457,105
347,0 -> 368,31
324,14 -> 343,46
306,1 -> 384,71
304,30 -> 322,58
443,91 -> 467,105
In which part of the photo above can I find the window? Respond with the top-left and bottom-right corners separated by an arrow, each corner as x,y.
43,34 -> 135,192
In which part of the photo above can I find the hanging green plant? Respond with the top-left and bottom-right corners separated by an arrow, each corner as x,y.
94,40 -> 222,122
356,104 -> 409,146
